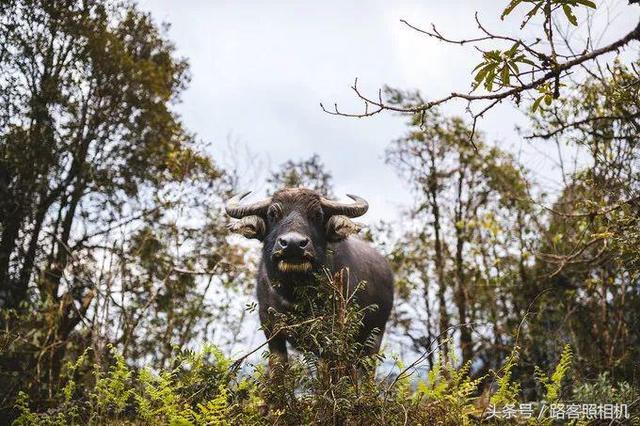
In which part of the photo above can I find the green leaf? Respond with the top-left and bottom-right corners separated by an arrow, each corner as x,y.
501,0 -> 523,19
506,42 -> 520,57
472,61 -> 488,72
531,95 -> 544,112
485,69 -> 495,91
526,2 -> 543,19
500,66 -> 511,86
474,66 -> 490,85
476,64 -> 497,89
485,50 -> 502,61
574,0 -> 596,9
515,56 -> 536,66
562,4 -> 578,25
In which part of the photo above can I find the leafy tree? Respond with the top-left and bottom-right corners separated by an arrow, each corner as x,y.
384,60 -> 640,394
266,154 -> 334,197
522,58 -> 640,385
0,0 -> 247,412
385,89 -> 537,372
323,0 -> 640,399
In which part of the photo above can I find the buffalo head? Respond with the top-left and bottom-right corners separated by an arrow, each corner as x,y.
225,188 -> 367,275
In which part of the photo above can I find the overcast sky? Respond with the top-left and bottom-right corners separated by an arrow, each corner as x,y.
138,0 -> 639,224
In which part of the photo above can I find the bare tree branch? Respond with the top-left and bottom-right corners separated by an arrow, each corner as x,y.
321,11 -> 640,143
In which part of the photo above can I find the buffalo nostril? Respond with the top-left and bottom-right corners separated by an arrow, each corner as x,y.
278,237 -> 288,247
299,238 -> 309,248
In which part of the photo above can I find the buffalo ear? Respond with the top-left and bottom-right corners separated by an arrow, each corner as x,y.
325,215 -> 363,242
228,215 -> 266,240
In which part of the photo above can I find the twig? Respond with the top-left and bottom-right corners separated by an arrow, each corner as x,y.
321,18 -> 640,140
230,316 -> 324,371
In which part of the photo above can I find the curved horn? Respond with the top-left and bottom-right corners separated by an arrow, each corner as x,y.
320,194 -> 369,218
225,191 -> 272,218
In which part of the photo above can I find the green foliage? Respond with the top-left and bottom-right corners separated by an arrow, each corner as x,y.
62,348 -> 91,403
473,43 -> 534,91
136,368 -> 183,423
534,344 -> 572,403
416,353 -> 485,421
472,0 -> 599,111
526,58 -> 640,386
0,1 -> 250,415
12,343 -> 244,425
473,0 -> 598,107
93,347 -> 133,417
501,0 -> 596,26
14,330 -> 620,425
531,82 -> 565,113
490,349 -> 521,407
573,373 -> 639,407
12,392 -> 42,426
385,90 -> 537,376
12,269 -> 623,425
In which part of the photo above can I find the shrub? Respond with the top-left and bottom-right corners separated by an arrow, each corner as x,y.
10,271 -> 638,425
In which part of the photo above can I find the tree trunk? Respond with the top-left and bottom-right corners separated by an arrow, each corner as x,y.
454,166 -> 473,365
0,208 -> 25,309
428,154 -> 450,359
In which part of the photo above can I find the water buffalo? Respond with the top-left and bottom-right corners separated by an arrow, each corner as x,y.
225,188 -> 394,363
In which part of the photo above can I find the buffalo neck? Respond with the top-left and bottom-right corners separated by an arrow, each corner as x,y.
271,273 -> 317,304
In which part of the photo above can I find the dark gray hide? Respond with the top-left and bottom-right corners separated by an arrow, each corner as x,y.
226,188 -> 394,363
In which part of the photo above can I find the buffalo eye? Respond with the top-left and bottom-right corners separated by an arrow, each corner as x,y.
267,203 -> 283,222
